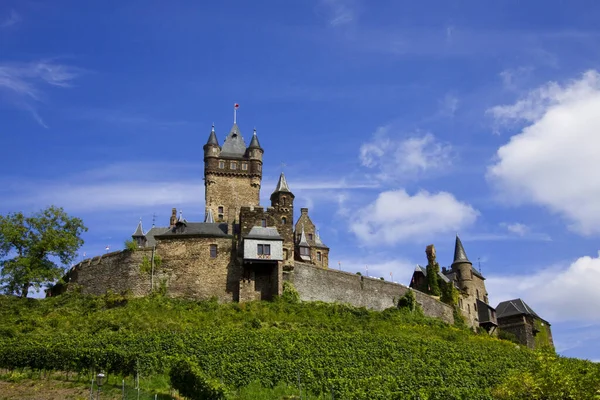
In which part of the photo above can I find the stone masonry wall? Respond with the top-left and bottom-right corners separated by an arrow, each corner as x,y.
68,249 -> 153,296
287,262 -> 454,324
205,174 -> 260,225
68,236 -> 239,302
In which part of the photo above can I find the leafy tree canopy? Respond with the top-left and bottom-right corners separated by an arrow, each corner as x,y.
0,206 -> 87,298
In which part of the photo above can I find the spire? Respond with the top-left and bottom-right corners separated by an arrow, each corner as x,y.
452,234 -> 471,266
248,128 -> 261,149
206,124 -> 219,146
299,224 -> 310,247
204,208 -> 215,223
272,172 -> 291,194
315,228 -> 327,247
132,218 -> 145,237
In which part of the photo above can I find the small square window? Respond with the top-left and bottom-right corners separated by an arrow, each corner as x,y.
261,219 -> 267,227
218,161 -> 225,169
230,162 -> 237,170
241,163 -> 248,170
317,252 -> 322,261
308,233 -> 313,241
218,206 -> 224,213
210,244 -> 217,258
257,244 -> 271,255
300,247 -> 310,256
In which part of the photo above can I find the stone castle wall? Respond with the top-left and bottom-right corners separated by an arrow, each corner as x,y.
286,262 -> 454,324
66,245 -> 454,325
205,173 -> 261,225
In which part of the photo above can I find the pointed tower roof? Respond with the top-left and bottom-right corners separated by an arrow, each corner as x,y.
273,172 -> 291,193
132,219 -> 145,237
206,124 -> 219,146
298,225 -> 310,247
314,228 -> 328,248
248,128 -> 261,149
177,210 -> 187,224
220,124 -> 247,157
452,234 -> 471,266
204,208 -> 215,223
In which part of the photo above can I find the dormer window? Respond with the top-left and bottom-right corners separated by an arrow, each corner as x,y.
317,252 -> 322,261
300,247 -> 310,256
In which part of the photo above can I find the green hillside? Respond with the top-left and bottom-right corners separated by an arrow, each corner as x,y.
0,290 -> 598,399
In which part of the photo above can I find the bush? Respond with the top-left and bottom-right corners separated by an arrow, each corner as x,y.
170,359 -> 228,400
397,289 -> 418,313
281,281 -> 300,304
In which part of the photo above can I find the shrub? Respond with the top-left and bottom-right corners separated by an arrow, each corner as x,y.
397,290 -> 418,313
170,359 -> 228,400
281,281 -> 300,304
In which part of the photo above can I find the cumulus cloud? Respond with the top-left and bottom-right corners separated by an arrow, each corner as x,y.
0,60 -> 82,127
486,252 -> 600,323
487,70 -> 600,235
349,189 -> 478,245
359,126 -> 453,182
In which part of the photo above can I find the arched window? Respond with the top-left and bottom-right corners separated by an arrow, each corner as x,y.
282,197 -> 286,206
281,217 -> 287,225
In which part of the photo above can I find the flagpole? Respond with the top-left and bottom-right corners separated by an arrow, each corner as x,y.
233,104 -> 237,124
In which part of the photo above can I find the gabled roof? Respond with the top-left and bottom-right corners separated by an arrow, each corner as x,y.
245,226 -> 283,240
272,172 -> 291,194
496,298 -> 542,321
132,219 -> 145,237
220,123 -> 247,157
452,234 -> 471,266
414,264 -> 450,283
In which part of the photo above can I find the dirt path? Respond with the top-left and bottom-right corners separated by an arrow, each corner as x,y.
0,379 -> 91,400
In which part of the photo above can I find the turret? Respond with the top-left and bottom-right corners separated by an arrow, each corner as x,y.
203,124 -> 220,160
132,219 -> 147,248
270,172 -> 295,264
451,234 -> 472,286
248,128 -> 264,175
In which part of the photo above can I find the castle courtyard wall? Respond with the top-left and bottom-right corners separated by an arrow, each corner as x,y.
286,262 -> 454,324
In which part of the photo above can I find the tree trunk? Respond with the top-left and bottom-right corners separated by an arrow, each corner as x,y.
20,282 -> 30,298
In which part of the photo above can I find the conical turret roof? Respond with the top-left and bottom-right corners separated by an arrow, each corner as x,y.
206,124 -> 219,146
298,225 -> 310,247
204,208 -> 215,223
314,228 -> 328,248
452,234 -> 471,266
272,172 -> 291,194
132,219 -> 145,237
248,128 -> 261,149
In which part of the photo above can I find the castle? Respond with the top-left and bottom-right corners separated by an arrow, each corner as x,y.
59,114 -> 553,350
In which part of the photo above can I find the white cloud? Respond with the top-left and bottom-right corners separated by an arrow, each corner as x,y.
499,66 -> 533,91
319,0 -> 356,26
334,257 -> 415,283
487,252 -> 600,323
0,60 -> 82,127
349,189 -> 479,245
439,93 -> 459,117
502,222 -> 529,236
487,70 -> 600,235
0,9 -> 21,28
359,126 -> 453,182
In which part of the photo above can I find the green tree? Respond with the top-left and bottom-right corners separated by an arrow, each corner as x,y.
426,261 -> 441,296
0,206 -> 87,298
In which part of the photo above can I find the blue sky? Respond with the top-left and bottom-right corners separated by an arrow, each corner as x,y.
2,0 -> 600,361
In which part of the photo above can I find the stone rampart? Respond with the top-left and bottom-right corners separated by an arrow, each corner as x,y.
286,262 -> 454,324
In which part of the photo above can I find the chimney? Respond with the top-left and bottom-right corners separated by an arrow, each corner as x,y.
300,208 -> 308,215
169,208 -> 177,227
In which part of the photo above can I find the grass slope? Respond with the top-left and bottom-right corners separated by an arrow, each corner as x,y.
0,292 -> 598,399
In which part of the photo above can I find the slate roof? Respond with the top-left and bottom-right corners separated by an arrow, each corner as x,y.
154,222 -> 229,239
272,172 -> 291,194
414,264 -> 451,283
132,220 -> 145,237
206,126 -> 219,146
205,208 -> 215,223
220,124 -> 247,157
452,234 -> 471,266
248,129 -> 261,149
314,230 -> 328,249
145,227 -> 170,247
496,298 -> 543,321
245,226 -> 283,240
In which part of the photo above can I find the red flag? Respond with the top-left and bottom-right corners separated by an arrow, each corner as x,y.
234,103 -> 239,108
